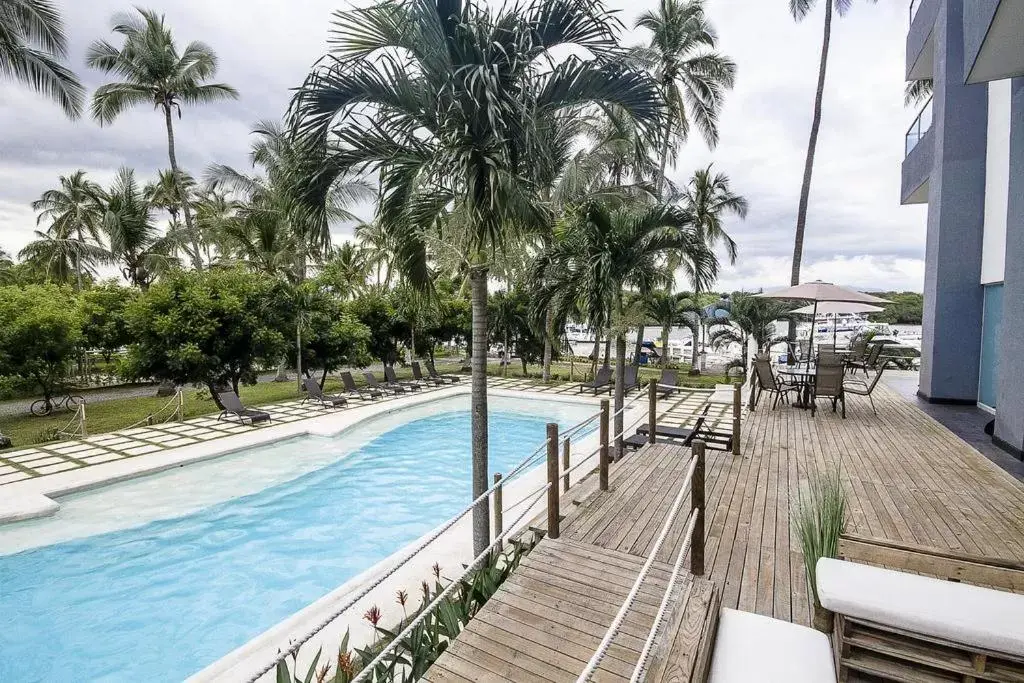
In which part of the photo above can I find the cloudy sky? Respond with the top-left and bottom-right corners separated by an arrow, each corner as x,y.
0,0 -> 927,292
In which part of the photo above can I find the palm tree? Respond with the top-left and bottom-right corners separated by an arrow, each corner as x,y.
18,230 -> 107,285
293,0 -> 664,555
534,201 -> 717,459
99,168 -> 178,289
30,170 -> 106,290
644,290 -> 700,368
0,248 -> 13,284
319,241 -> 371,299
0,0 -> 83,117
788,0 -> 877,297
905,78 -> 932,106
87,8 -> 239,270
682,164 -> 747,264
632,0 -> 737,197
355,222 -> 397,288
709,293 -> 791,374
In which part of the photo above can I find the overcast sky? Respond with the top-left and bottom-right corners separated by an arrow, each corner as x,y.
0,0 -> 927,292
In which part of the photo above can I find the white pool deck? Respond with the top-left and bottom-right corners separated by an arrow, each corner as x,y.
0,376 -> 653,682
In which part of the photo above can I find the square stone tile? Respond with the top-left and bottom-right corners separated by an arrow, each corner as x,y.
34,461 -> 81,475
123,444 -> 162,456
3,450 -> 44,463
81,452 -> 124,464
0,465 -> 17,476
0,471 -> 32,485
163,437 -> 197,448
195,433 -> 222,441
178,427 -> 210,437
146,434 -> 182,444
118,427 -> 154,436
97,437 -> 132,447
51,442 -> 93,454
20,456 -> 65,468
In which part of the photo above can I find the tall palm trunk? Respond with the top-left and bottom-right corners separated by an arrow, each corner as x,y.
660,323 -> 670,369
162,103 -> 203,271
690,321 -> 700,373
633,323 -> 645,365
469,266 -> 490,556
603,332 -> 612,369
542,309 -> 553,382
655,113 -> 673,198
591,335 -> 601,378
613,297 -> 627,461
789,0 -> 833,346
74,225 -> 83,292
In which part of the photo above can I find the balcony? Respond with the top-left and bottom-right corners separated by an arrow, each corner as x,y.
906,0 -> 937,80
965,0 -> 1024,83
902,98 -> 933,205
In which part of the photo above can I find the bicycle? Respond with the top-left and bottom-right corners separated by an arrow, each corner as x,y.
30,393 -> 85,417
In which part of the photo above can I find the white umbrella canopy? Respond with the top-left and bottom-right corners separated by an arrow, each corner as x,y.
790,302 -> 885,315
757,281 -> 892,305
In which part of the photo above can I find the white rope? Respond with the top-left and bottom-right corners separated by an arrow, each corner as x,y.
350,484 -> 551,683
56,403 -> 86,438
123,390 -> 184,430
561,411 -> 602,440
611,412 -> 649,443
563,444 -> 603,478
629,509 -> 700,683
575,456 -> 699,683
502,478 -> 554,513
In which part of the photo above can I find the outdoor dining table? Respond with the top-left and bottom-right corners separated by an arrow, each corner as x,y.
777,364 -> 818,409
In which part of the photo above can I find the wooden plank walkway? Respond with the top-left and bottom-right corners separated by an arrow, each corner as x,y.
424,380 -> 1024,681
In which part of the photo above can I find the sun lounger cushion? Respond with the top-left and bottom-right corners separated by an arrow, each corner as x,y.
709,608 -> 836,683
816,557 -> 1024,658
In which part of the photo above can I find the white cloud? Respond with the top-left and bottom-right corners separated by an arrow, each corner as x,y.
0,0 -> 929,292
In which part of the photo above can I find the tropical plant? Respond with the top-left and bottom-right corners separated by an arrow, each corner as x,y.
643,290 -> 700,368
788,0 -> 877,299
0,248 -> 12,284
632,0 -> 737,197
905,78 -> 932,107
793,466 -> 847,632
681,164 -> 747,264
79,282 -> 137,363
28,170 -> 107,290
0,0 -> 83,117
17,231 -> 105,287
709,293 -> 791,373
293,0 -> 665,555
534,201 -> 717,457
124,268 -> 292,407
87,7 -> 239,270
318,241 -> 372,299
290,284 -> 371,385
98,168 -> 178,289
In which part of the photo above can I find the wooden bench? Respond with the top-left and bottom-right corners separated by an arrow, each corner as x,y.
827,533 -> 1024,682
645,576 -> 720,683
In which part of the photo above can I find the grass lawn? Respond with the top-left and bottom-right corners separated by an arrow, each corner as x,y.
0,362 -> 465,452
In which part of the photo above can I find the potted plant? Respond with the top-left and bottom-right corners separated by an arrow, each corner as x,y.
793,466 -> 847,632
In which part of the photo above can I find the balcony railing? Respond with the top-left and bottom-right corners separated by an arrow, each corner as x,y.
910,0 -> 923,25
905,96 -> 933,157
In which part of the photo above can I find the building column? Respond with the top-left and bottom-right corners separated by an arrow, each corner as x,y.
994,77 -> 1024,458
918,0 -> 989,403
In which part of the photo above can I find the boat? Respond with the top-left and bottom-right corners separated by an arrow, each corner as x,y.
564,322 -> 594,343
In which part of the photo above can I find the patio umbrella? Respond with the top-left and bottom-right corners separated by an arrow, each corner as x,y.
790,301 -> 885,348
757,281 -> 891,362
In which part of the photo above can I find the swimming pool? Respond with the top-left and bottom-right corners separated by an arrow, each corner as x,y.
0,395 -> 596,682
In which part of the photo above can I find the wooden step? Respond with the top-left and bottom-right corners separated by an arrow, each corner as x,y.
841,650 -> 961,683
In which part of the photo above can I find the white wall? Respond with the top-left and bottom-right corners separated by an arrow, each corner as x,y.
982,79 -> 1011,284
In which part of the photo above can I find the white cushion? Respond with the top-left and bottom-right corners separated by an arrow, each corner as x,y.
816,557 -> 1024,657
708,608 -> 836,683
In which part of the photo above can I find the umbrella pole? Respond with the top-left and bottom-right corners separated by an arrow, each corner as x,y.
809,301 -> 818,368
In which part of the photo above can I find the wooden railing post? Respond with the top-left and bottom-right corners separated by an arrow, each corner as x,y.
80,402 -> 87,438
562,436 -> 570,493
691,440 -> 706,576
732,383 -> 742,456
547,423 -> 560,539
647,379 -> 657,445
493,472 -> 503,545
599,400 -> 610,492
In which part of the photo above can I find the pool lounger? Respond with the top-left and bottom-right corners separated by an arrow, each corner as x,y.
301,377 -> 348,409
216,391 -> 272,426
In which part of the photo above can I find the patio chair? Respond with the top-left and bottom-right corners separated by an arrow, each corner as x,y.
341,371 -> 382,400
818,343 -> 836,356
364,371 -> 405,394
623,365 -> 642,394
216,391 -> 271,426
412,361 -> 444,386
817,351 -> 844,368
301,377 -> 348,409
810,364 -> 846,418
658,369 -> 680,399
753,359 -> 799,410
635,405 -> 710,443
846,342 -> 883,376
578,366 -> 612,395
843,362 -> 888,415
384,366 -> 422,391
427,361 -> 461,383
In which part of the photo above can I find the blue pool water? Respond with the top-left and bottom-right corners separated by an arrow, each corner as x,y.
0,405 -> 589,682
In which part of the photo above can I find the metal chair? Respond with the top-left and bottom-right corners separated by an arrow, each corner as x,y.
811,364 -> 846,418
844,362 -> 889,415
753,359 -> 800,410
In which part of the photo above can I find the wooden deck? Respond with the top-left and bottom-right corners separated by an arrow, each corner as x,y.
423,380 -> 1024,681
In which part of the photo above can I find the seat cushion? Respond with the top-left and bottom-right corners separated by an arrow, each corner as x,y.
708,609 -> 836,683
816,557 -> 1024,657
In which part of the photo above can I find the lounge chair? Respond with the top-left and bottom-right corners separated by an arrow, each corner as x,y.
217,391 -> 271,426
384,366 -> 421,391
341,371 -> 382,400
427,361 -> 461,383
752,359 -> 799,410
622,365 -> 641,394
843,361 -> 888,415
810,364 -> 845,418
412,361 -> 445,386
846,342 -> 883,376
635,405 -> 711,443
301,377 -> 348,409
658,369 -> 680,399
364,371 -> 405,394
578,367 -> 612,395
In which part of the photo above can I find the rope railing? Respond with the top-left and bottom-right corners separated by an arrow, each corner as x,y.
55,401 -> 87,439
629,509 -> 700,683
123,389 -> 185,430
574,453 -> 700,683
349,483 -> 551,683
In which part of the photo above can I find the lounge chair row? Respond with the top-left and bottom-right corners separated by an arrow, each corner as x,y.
577,365 -> 644,395
217,362 -> 460,424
